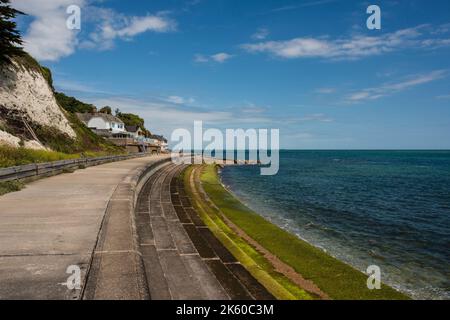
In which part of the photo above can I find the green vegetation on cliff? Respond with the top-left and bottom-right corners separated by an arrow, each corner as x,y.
31,111 -> 123,154
116,111 -> 152,137
55,92 -> 96,114
52,94 -> 123,154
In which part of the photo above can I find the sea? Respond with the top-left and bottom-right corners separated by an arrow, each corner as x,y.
219,150 -> 450,300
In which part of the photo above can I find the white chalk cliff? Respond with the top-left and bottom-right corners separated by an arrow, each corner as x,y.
0,59 -> 75,149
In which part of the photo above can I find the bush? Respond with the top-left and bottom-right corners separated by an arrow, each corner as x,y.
40,66 -> 54,90
0,180 -> 24,195
116,112 -> 152,137
55,92 -> 96,114
99,106 -> 112,114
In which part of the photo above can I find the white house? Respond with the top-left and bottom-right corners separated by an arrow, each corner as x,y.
77,113 -> 125,133
160,140 -> 168,152
149,134 -> 169,152
125,126 -> 144,139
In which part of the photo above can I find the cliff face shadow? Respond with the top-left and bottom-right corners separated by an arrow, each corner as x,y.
0,62 -> 22,137
0,104 -> 30,140
0,63 -> 18,91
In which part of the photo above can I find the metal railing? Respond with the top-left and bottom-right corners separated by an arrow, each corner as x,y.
0,153 -> 147,183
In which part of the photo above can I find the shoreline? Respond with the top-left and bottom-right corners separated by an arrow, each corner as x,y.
186,164 -> 410,300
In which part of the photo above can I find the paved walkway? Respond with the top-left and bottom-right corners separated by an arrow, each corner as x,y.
0,157 -> 273,300
0,155 -> 166,299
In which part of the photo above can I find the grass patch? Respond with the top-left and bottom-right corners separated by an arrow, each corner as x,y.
0,180 -> 24,196
199,165 -> 410,300
0,146 -> 79,168
0,145 -> 118,168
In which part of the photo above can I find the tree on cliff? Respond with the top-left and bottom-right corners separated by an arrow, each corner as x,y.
0,0 -> 25,64
99,106 -> 112,114
116,112 -> 152,137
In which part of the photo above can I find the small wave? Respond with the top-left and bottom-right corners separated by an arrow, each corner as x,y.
368,249 -> 386,261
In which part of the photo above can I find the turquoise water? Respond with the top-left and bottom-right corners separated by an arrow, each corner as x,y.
220,150 -> 450,300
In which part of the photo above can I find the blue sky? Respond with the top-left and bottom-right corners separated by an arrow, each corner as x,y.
12,0 -> 450,149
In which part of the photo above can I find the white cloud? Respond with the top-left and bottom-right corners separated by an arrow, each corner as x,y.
166,96 -> 185,104
166,95 -> 195,105
81,11 -> 176,50
194,52 -> 233,63
242,25 -> 450,60
211,53 -> 233,63
12,0 -> 176,60
347,91 -> 371,101
431,23 -> 450,35
252,28 -> 269,40
194,54 -> 209,63
53,77 -> 113,95
55,79 -> 97,93
12,0 -> 85,61
117,16 -> 174,37
347,70 -> 448,102
421,38 -> 450,49
243,38 -> 331,59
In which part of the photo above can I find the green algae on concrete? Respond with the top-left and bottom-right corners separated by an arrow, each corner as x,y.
183,166 -> 314,300
197,164 -> 410,300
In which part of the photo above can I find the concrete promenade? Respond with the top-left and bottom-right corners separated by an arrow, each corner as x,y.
0,155 -> 166,299
0,155 -> 273,300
